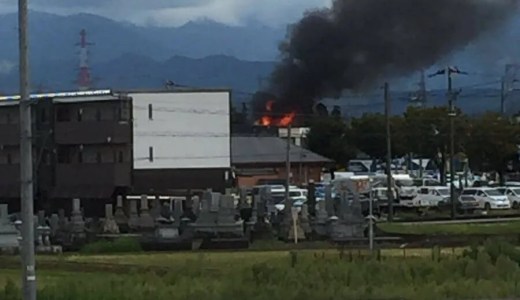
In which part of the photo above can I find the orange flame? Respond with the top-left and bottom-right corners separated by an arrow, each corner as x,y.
256,100 -> 296,127
260,116 -> 272,126
278,112 -> 296,127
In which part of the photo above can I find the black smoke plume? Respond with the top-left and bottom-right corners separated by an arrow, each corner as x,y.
266,0 -> 519,114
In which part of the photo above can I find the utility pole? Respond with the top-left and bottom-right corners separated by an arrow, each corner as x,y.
384,82 -> 394,222
18,0 -> 37,299
285,125 -> 292,202
368,179 -> 374,252
501,76 -> 506,116
447,68 -> 457,220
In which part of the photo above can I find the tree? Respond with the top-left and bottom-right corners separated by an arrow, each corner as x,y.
349,113 -> 407,160
404,106 -> 469,183
465,113 -> 520,184
306,116 -> 356,167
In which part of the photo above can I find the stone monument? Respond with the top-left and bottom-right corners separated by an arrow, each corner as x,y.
139,195 -> 155,230
70,198 -> 86,240
127,198 -> 140,231
114,195 -> 128,231
0,204 -> 18,252
328,179 -> 366,241
189,192 -> 243,238
102,204 -> 119,234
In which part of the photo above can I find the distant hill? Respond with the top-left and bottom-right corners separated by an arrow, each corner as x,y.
1,10 -> 520,114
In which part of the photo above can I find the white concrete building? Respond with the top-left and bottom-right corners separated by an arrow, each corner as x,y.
126,89 -> 232,193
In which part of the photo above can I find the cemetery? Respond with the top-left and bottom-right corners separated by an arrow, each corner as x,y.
0,178 -> 380,254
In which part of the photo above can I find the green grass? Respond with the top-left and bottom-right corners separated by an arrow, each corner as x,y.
379,221 -> 520,235
3,248 -> 520,300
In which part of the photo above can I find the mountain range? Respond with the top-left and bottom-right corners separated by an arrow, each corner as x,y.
0,11 -> 520,114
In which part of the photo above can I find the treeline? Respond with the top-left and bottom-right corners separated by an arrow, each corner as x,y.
307,106 -> 520,182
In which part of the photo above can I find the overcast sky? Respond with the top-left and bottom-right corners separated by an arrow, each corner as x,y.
0,0 -> 331,27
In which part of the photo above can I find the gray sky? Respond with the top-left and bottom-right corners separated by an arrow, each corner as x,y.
0,0 -> 331,27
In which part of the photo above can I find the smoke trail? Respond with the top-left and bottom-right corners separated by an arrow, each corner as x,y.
268,0 -> 519,113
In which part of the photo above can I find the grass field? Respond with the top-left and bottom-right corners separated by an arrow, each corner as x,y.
379,221 -> 520,235
1,245 -> 515,300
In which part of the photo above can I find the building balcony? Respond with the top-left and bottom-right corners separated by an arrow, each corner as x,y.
54,121 -> 131,145
55,163 -> 131,186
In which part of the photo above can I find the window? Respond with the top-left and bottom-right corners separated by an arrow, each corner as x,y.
118,151 -> 124,163
149,147 -> 154,162
96,152 -> 102,163
56,107 -> 71,122
148,104 -> 153,120
6,112 -> 11,124
6,153 -> 12,165
78,150 -> 83,163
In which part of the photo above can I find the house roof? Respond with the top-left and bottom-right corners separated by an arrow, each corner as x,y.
232,136 -> 333,165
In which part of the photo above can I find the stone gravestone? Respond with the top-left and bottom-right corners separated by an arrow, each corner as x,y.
238,188 -> 248,211
0,204 -> 18,251
300,204 -> 312,235
217,194 -> 243,237
127,199 -> 140,231
313,200 -> 329,237
114,195 -> 128,229
149,198 -> 162,221
328,179 -> 366,241
49,213 -> 59,237
102,204 -> 119,234
188,191 -> 218,237
139,195 -> 155,230
217,195 -> 237,224
325,185 -> 335,217
173,198 -> 184,227
70,198 -> 85,236
192,196 -> 201,217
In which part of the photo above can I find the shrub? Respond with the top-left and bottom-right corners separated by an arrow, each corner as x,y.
2,279 -> 19,300
80,237 -> 142,254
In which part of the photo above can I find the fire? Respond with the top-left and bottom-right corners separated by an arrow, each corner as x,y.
278,112 -> 296,127
260,116 -> 272,126
255,99 -> 296,127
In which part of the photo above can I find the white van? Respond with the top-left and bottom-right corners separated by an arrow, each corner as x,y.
460,188 -> 511,210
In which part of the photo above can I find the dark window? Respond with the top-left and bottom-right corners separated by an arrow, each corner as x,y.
6,112 -> 11,124
6,153 -> 12,165
96,108 -> 101,121
96,152 -> 102,163
78,150 -> 83,163
77,108 -> 83,122
118,151 -> 124,163
148,104 -> 153,120
56,107 -> 71,122
149,147 -> 154,162
57,148 -> 71,163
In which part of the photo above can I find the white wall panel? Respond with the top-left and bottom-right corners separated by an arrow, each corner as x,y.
130,91 -> 231,169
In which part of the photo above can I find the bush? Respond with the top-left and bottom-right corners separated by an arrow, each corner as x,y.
80,237 -> 142,254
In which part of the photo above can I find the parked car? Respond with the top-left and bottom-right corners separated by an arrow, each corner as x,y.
497,187 -> 520,209
459,188 -> 511,210
413,186 -> 450,208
